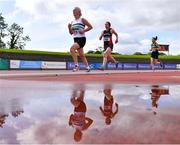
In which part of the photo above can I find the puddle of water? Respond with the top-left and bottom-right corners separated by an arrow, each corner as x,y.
0,80 -> 180,144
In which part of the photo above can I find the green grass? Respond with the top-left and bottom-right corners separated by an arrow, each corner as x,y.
0,48 -> 180,60
0,48 -> 70,56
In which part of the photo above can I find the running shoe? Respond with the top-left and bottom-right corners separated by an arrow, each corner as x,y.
160,61 -> 163,67
86,66 -> 91,72
73,65 -> 79,72
115,62 -> 119,69
98,66 -> 105,71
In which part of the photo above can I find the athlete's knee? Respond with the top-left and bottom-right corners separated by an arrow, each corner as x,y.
70,47 -> 76,54
79,54 -> 85,59
70,44 -> 79,53
107,47 -> 112,51
103,53 -> 108,57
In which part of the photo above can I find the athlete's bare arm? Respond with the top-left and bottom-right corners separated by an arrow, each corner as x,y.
111,28 -> 118,44
83,117 -> 93,130
155,41 -> 161,51
69,114 -> 74,126
71,97 -> 81,107
99,106 -> 105,115
112,103 -> 119,118
99,31 -> 104,40
82,18 -> 93,33
68,23 -> 73,35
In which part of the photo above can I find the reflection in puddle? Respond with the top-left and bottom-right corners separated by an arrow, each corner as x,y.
69,89 -> 93,142
150,85 -> 169,115
0,80 -> 180,144
99,86 -> 119,125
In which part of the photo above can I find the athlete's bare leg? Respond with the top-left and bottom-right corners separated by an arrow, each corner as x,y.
150,58 -> 155,70
102,47 -> 111,67
108,54 -> 118,64
70,43 -> 80,65
77,48 -> 91,72
77,48 -> 89,67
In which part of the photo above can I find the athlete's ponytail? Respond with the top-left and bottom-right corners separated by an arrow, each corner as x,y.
153,36 -> 158,41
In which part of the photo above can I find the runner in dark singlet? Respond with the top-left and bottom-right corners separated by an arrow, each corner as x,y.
99,21 -> 119,70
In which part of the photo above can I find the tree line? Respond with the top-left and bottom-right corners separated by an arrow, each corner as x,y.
0,13 -> 30,49
87,46 -> 167,55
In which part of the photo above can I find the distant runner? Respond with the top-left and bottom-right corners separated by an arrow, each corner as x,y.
99,21 -> 119,70
150,36 -> 163,70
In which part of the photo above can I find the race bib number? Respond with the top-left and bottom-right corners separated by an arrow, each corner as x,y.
73,29 -> 83,35
73,30 -> 79,35
104,37 -> 110,41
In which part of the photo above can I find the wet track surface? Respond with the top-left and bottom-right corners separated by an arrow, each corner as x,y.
1,70 -> 180,84
0,79 -> 180,144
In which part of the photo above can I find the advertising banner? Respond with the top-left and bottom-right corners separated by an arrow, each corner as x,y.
10,60 -> 20,69
154,64 -> 163,69
89,62 -> 102,70
67,62 -> 86,70
164,64 -> 177,69
41,61 -> 66,69
67,62 -> 102,70
176,64 -> 180,69
107,63 -> 123,69
0,58 -> 9,70
138,64 -> 151,69
19,60 -> 42,69
123,63 -> 137,69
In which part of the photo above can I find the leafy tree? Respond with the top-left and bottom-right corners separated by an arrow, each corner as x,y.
87,47 -> 104,54
159,52 -> 167,56
112,52 -> 120,55
94,50 -> 102,54
95,46 -> 103,53
87,50 -> 95,54
134,52 -> 143,55
0,13 -> 8,48
7,23 -> 30,49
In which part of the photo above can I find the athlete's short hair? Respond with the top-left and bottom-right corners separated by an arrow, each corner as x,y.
73,7 -> 82,16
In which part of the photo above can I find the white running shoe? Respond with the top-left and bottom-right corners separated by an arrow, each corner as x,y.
73,65 -> 79,72
86,66 -> 91,72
